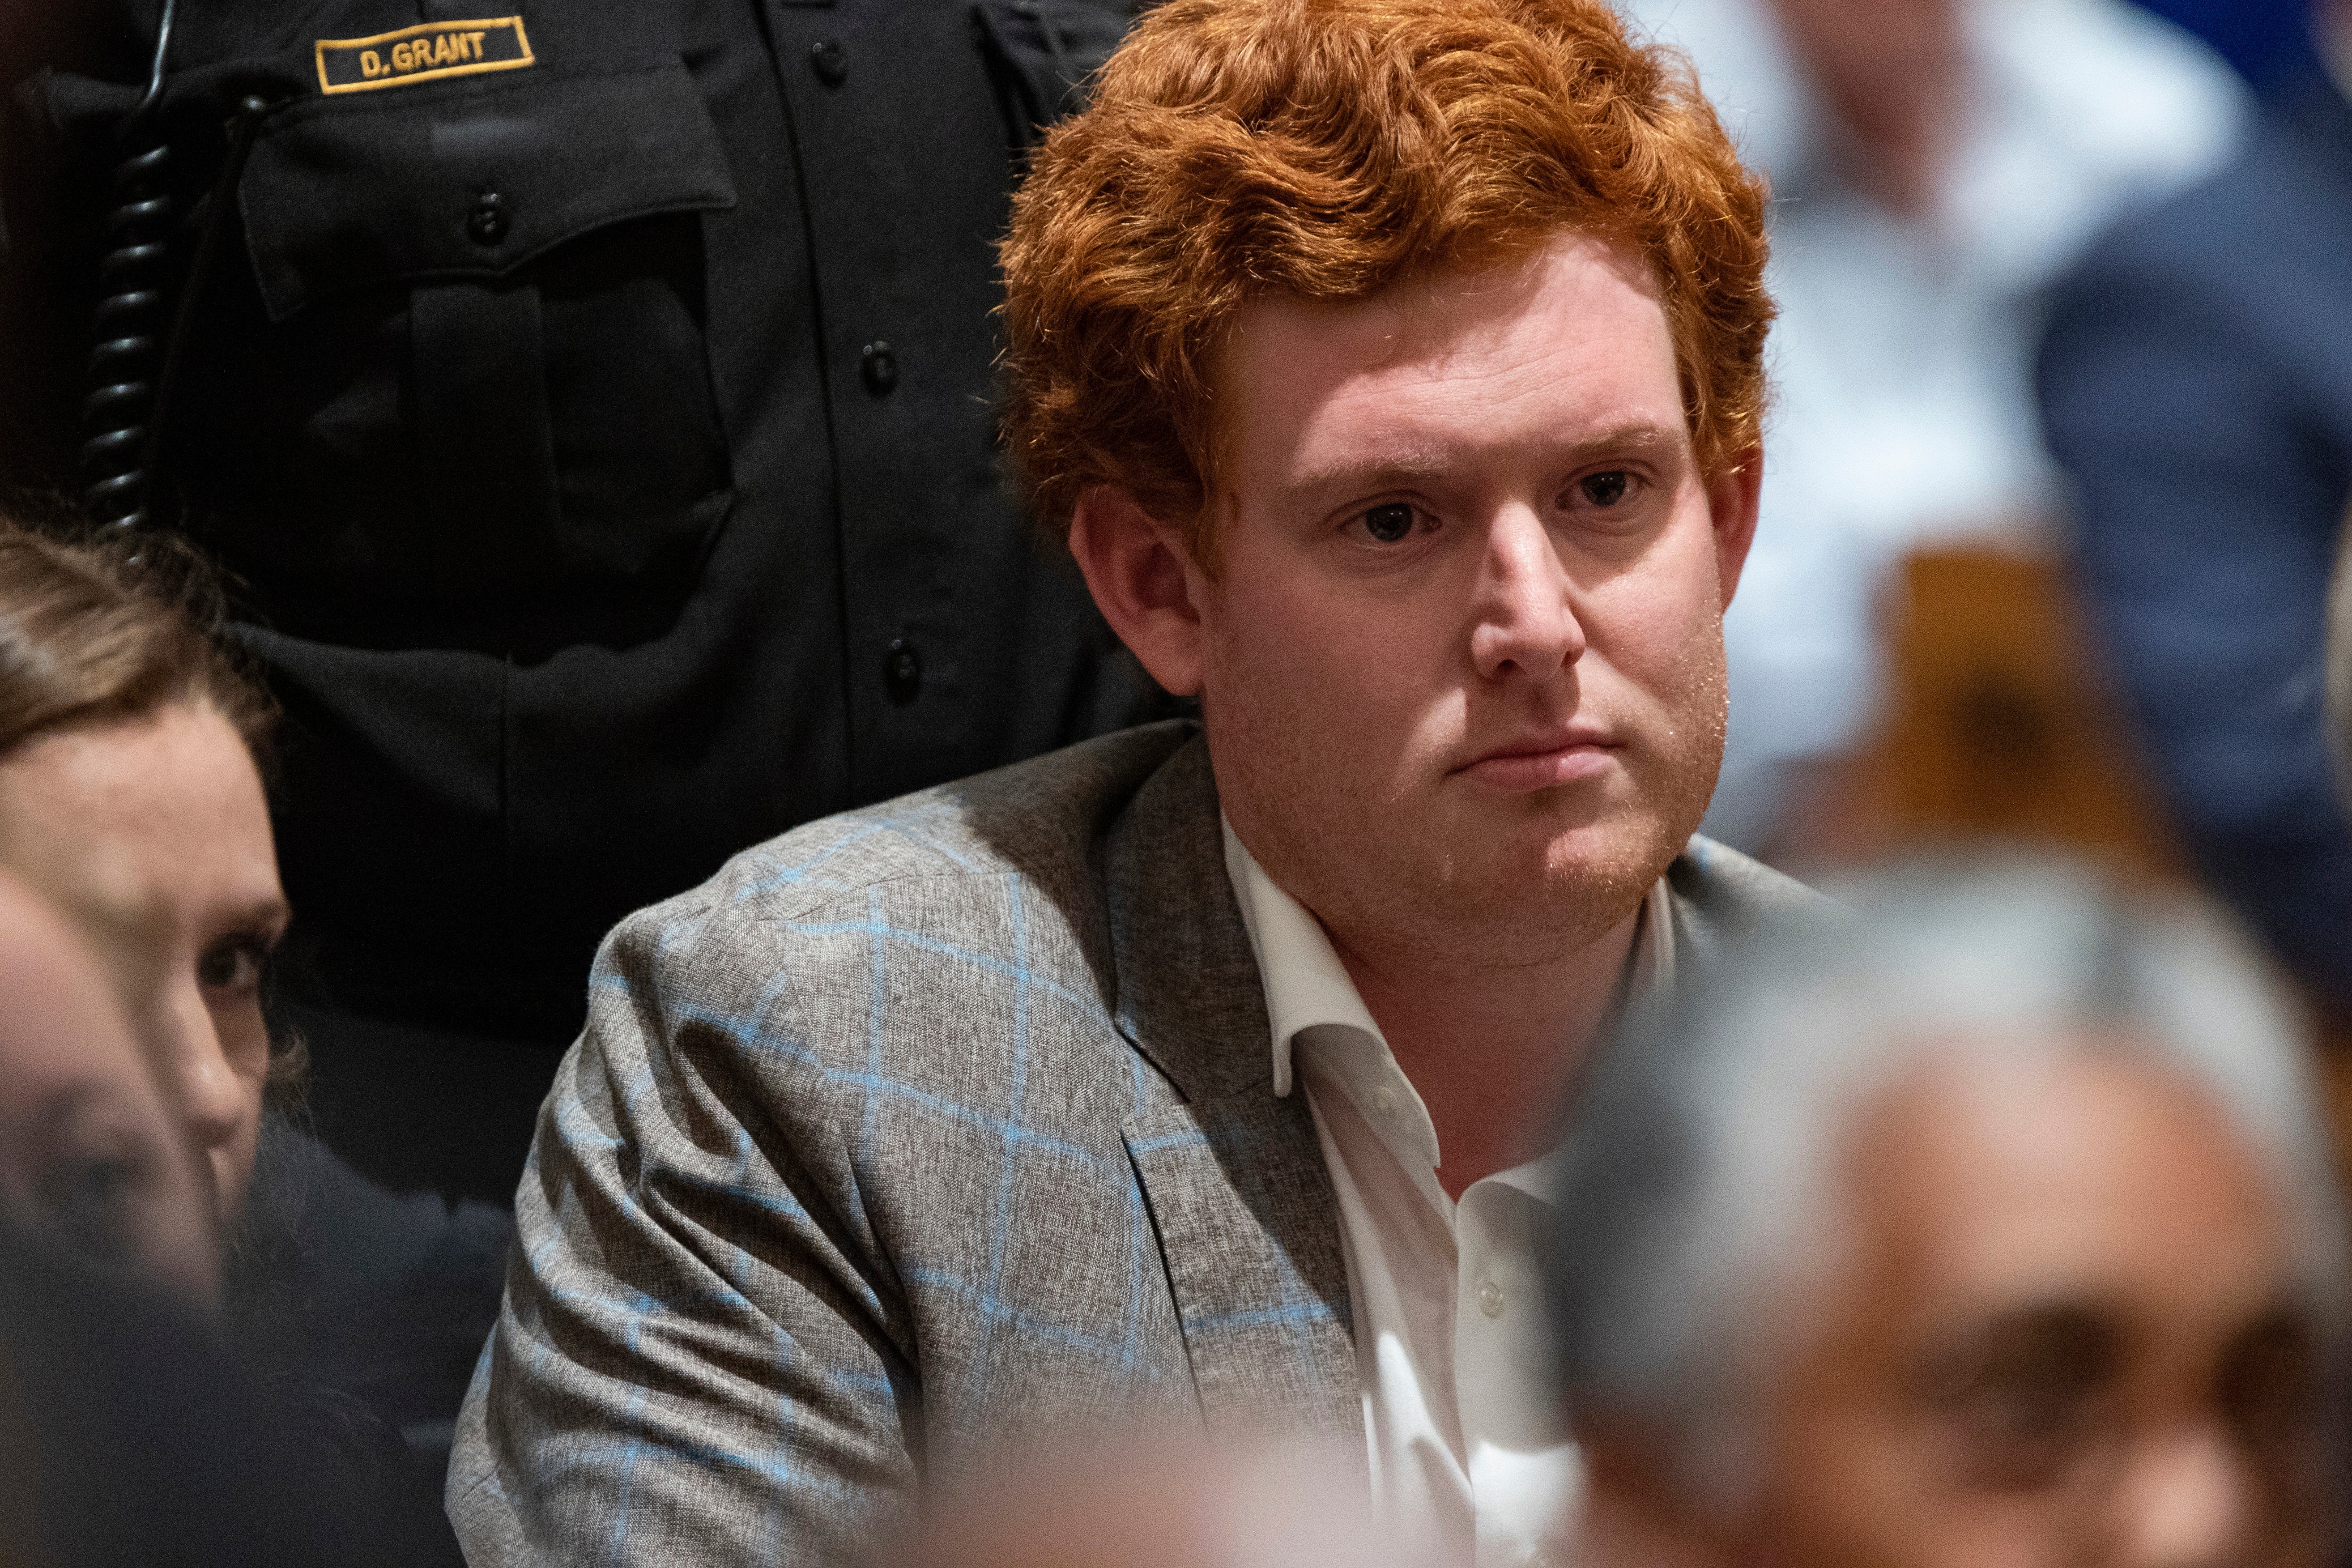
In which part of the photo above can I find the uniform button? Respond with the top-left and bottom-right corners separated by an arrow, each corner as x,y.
883,638 -> 923,705
860,341 -> 899,396
1478,1278 -> 1504,1318
1368,1085 -> 1399,1119
811,38 -> 848,86
467,190 -> 509,246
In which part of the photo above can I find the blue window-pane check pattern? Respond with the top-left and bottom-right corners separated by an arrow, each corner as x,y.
482,798 -> 1206,1564
455,726 -> 1390,1567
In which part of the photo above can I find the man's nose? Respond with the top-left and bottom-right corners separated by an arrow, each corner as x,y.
2111,1425 -> 2254,1568
1467,506 -> 1585,681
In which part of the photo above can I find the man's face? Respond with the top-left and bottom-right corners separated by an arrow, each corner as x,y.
1194,231 -> 1754,964
1747,1048 -> 2330,1568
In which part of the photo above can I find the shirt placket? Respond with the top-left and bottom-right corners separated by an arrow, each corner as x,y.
1455,1179 -> 1580,1568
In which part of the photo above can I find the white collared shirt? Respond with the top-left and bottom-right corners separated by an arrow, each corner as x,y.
1222,823 -> 1676,1568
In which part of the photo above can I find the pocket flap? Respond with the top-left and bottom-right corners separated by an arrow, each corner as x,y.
240,60 -> 736,322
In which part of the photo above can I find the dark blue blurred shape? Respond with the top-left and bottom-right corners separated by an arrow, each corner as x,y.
2037,66 -> 2352,1014
2130,0 -> 2314,88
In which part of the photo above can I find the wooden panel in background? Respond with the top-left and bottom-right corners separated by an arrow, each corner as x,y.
1860,545 -> 2182,880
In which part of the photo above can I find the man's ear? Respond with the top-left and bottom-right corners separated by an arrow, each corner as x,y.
1068,484 -> 1207,698
1706,445 -> 1764,611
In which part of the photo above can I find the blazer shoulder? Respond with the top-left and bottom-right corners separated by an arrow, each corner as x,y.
582,722 -> 1208,1051
686,721 -> 1205,924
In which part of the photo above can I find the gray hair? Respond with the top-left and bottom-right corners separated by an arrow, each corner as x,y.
1543,854 -> 2350,1515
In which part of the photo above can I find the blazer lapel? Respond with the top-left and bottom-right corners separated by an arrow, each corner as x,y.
1124,1092 -> 1359,1447
1102,737 -> 1362,1450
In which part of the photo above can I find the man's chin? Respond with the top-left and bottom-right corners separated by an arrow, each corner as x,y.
1415,816 -> 1681,954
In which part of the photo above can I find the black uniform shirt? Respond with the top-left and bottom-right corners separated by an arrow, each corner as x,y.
33,0 -> 1150,1048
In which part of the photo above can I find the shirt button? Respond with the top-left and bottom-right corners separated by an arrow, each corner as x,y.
467,190 -> 509,246
1368,1085 -> 1398,1119
810,38 -> 848,86
1478,1278 -> 1504,1318
883,638 -> 922,704
861,341 -> 899,396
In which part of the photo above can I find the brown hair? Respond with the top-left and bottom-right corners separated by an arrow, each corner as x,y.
0,511 -> 275,765
1000,0 -> 1773,562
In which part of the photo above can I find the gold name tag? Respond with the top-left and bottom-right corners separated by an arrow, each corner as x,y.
315,17 -> 535,94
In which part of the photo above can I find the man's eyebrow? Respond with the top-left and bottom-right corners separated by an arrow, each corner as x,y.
1279,422 -> 1692,504
1560,422 -> 1689,464
1279,454 -> 1451,504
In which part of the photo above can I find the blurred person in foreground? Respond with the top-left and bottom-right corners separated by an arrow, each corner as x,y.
876,1437 -> 1430,1568
453,0 -> 1828,1562
1624,0 -> 2243,856
0,865 -> 342,1567
0,511 -> 473,1558
1548,861 -> 2346,1567
2039,0 -> 2352,1019
0,863 -> 216,1302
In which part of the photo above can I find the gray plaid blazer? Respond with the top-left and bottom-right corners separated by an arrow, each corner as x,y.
449,721 -> 1818,1565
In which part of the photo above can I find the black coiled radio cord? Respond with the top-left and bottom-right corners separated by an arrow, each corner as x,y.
79,0 -> 269,532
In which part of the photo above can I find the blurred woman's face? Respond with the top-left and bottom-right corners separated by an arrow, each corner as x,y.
0,703 -> 287,1230
0,872 -> 218,1303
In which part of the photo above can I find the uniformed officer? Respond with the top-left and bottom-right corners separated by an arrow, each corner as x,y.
6,0 -> 1154,1548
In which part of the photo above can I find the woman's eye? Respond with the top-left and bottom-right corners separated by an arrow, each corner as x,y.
196,937 -> 265,993
1578,470 -> 1633,507
1359,503 -> 1418,544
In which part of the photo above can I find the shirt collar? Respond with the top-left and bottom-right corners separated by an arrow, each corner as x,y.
1221,816 -> 1677,1109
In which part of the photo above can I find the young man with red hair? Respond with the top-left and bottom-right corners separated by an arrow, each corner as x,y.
452,2 -> 1823,1562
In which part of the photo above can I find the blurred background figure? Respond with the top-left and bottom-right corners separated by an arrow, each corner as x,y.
1620,0 -> 2245,860
876,1436 -> 1429,1568
1547,861 -> 2346,1568
0,510 -> 456,1559
2038,0 -> 2352,1022
2135,0 -> 2330,89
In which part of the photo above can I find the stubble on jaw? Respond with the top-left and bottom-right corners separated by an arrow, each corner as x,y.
1206,608 -> 1730,980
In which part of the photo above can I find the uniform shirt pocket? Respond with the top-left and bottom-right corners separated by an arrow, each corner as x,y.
222,60 -> 738,646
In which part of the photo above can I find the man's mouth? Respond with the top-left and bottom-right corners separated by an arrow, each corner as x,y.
1452,728 -> 1622,791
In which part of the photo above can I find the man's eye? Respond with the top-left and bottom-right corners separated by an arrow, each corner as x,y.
197,937 -> 266,994
1359,503 -> 1418,544
1578,470 -> 1632,507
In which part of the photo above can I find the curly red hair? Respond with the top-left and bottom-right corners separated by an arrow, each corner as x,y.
1000,0 -> 1771,562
